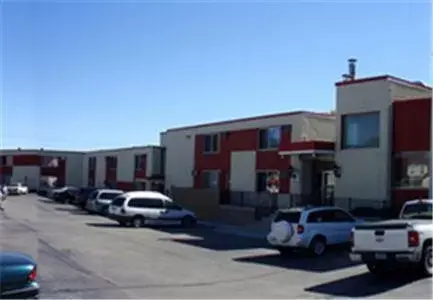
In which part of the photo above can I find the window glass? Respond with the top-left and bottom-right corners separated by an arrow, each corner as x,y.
111,196 -> 126,207
341,112 -> 380,149
165,202 -> 182,210
393,152 -> 430,188
331,209 -> 354,222
204,134 -> 219,153
201,171 -> 219,188
256,171 -> 280,193
99,192 -> 123,200
307,211 -> 327,223
401,202 -> 432,220
127,198 -> 164,208
259,127 -> 281,149
88,191 -> 98,199
274,211 -> 301,223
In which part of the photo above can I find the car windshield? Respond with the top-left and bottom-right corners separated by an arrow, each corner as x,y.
274,210 -> 301,223
111,196 -> 126,207
99,192 -> 122,200
401,202 -> 432,220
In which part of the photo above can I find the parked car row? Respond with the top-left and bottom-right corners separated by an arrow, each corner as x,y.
267,199 -> 432,277
48,187 -> 198,228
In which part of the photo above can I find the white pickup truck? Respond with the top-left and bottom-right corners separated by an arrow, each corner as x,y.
350,199 -> 432,277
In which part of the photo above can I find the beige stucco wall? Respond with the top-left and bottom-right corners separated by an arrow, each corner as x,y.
161,112 -> 336,192
82,146 -> 162,187
334,79 -> 392,202
1,149 -> 85,188
334,79 -> 431,205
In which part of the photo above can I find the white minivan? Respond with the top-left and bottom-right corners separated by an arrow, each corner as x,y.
108,191 -> 197,228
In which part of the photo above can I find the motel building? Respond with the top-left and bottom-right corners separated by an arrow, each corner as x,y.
161,73 -> 431,212
0,146 -> 165,193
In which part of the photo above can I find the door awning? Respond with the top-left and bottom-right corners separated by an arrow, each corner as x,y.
279,141 -> 335,156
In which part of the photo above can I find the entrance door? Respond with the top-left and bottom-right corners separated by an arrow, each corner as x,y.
321,170 -> 335,205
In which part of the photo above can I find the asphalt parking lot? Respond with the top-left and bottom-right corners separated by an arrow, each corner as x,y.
0,194 -> 431,299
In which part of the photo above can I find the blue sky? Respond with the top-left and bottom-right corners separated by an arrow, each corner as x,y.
2,0 -> 431,150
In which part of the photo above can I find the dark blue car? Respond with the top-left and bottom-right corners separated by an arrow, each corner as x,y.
0,252 -> 39,299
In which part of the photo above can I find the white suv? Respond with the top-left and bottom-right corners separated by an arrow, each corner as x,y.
86,189 -> 124,215
108,191 -> 197,228
267,206 -> 361,256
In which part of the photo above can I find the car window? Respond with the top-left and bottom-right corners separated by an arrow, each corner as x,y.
274,211 -> 301,223
98,192 -> 123,200
127,198 -> 164,209
307,211 -> 327,223
331,209 -> 355,222
165,202 -> 182,210
89,191 -> 98,199
111,196 -> 126,207
401,202 -> 433,220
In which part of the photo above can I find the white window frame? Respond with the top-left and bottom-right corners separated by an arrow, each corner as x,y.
258,126 -> 282,150
203,134 -> 220,154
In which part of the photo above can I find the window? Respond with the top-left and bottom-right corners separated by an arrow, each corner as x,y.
307,211 -> 327,223
204,134 -> 219,153
89,191 -> 98,200
134,155 -> 146,170
88,157 -> 96,170
106,156 -> 117,169
393,152 -> 430,188
330,209 -> 355,222
111,196 -> 126,207
0,156 -> 6,166
165,202 -> 182,210
127,198 -> 164,208
259,127 -> 281,149
42,156 -> 59,167
341,112 -> 380,149
256,171 -> 280,193
201,170 -> 219,188
274,211 -> 301,223
98,192 -> 123,200
401,202 -> 432,220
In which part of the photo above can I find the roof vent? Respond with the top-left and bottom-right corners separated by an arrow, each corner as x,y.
341,58 -> 357,81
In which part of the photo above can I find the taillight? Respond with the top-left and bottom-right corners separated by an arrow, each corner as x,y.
408,231 -> 419,247
297,225 -> 304,234
28,266 -> 37,282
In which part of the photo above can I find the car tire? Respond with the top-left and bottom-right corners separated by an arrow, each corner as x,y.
309,236 -> 327,257
101,206 -> 109,216
419,243 -> 432,277
118,221 -> 127,227
181,216 -> 197,227
132,216 -> 145,228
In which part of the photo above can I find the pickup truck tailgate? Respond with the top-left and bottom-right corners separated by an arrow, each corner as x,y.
353,221 -> 411,252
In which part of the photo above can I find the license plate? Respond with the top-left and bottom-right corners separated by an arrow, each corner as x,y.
375,253 -> 387,260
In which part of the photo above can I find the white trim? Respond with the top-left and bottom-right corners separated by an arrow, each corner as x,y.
279,150 -> 334,156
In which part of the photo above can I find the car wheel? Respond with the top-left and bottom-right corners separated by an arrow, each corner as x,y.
132,216 -> 145,228
309,236 -> 327,257
101,207 -> 109,216
420,244 -> 432,277
118,221 -> 127,227
181,216 -> 197,227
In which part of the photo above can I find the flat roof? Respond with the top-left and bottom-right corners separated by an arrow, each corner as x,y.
0,149 -> 86,155
163,110 -> 334,133
335,74 -> 432,91
84,145 -> 163,154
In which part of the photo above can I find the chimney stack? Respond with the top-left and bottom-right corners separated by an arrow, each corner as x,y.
348,58 -> 357,80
